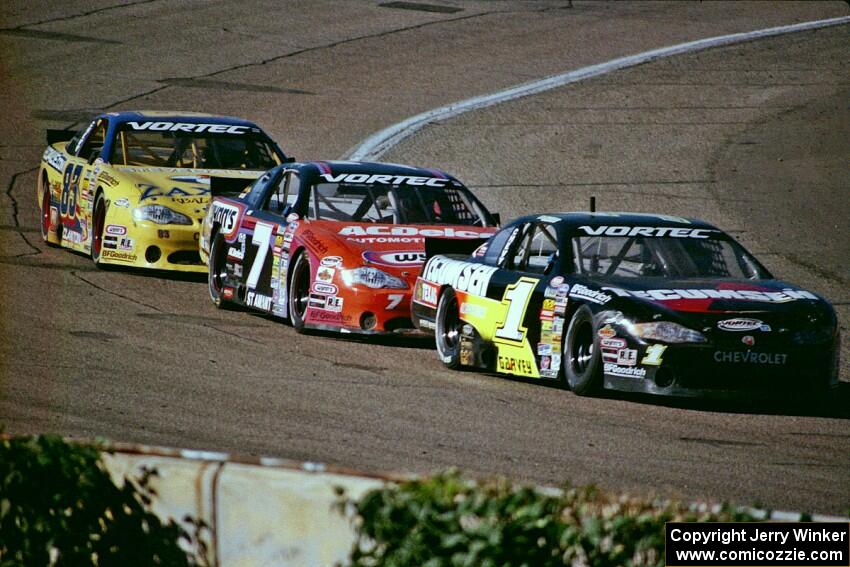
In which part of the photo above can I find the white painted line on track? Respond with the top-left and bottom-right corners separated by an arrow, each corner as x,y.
344,16 -> 850,161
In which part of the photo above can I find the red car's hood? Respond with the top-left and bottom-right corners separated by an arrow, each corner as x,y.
302,219 -> 496,270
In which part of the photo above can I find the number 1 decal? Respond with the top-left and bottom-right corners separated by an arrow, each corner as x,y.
641,344 -> 667,366
494,277 -> 538,343
246,222 -> 274,289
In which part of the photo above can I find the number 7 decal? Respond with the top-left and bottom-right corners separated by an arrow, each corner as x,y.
246,222 -> 274,289
494,277 -> 539,343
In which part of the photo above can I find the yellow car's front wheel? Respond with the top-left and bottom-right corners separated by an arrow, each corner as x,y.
90,192 -> 106,267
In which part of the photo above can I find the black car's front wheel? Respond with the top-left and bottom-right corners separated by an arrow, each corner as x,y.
563,305 -> 602,395
288,251 -> 311,333
435,287 -> 462,369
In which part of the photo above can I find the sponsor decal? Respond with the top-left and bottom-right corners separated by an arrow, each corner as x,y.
414,279 -> 439,308
158,229 -> 170,239
113,198 -> 130,208
472,242 -> 488,257
717,318 -> 769,332
604,287 -> 818,303
96,171 -> 119,187
363,250 -> 426,267
714,350 -> 787,365
312,282 -> 338,295
569,283 -> 611,305
317,266 -> 335,283
420,257 -> 496,296
325,296 -> 343,312
578,225 -> 716,238
103,235 -> 118,250
246,291 -> 272,310
105,224 -> 126,236
43,146 -> 67,173
742,335 -> 755,346
419,318 -> 437,330
118,237 -> 134,251
126,121 -> 249,134
227,244 -> 244,260
601,337 -> 627,349
302,230 -> 328,254
550,276 -> 565,287
540,355 -> 552,370
339,225 -> 490,240
538,343 -> 553,356
321,256 -> 342,268
211,202 -> 240,237
460,302 -> 486,318
312,309 -> 343,323
140,184 -> 210,201
171,196 -> 206,205
319,173 -> 447,187
102,250 -> 137,262
222,287 -> 234,300
309,294 -> 326,309
597,325 -> 616,339
604,363 -> 647,378
497,355 -> 535,377
617,348 -> 638,367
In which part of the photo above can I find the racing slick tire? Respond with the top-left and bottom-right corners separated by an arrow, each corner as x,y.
288,251 -> 311,334
40,176 -> 60,246
563,305 -> 602,395
435,287 -> 463,369
90,191 -> 108,267
208,233 -> 236,310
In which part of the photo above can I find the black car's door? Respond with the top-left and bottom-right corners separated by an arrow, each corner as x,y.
479,220 -> 562,378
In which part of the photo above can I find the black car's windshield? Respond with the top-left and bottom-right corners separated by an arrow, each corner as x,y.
110,124 -> 280,169
571,234 -> 770,279
311,181 -> 489,226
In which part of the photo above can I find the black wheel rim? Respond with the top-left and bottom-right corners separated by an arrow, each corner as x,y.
210,237 -> 227,297
571,322 -> 594,374
41,181 -> 51,239
292,258 -> 310,319
438,295 -> 461,355
92,198 -> 105,258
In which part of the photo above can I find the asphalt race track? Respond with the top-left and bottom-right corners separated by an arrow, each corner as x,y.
1,1 -> 848,514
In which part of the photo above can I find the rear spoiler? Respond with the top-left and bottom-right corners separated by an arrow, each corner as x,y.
424,236 -> 491,261
46,129 -> 75,145
210,176 -> 256,197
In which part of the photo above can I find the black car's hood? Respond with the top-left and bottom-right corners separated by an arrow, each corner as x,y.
594,277 -> 833,329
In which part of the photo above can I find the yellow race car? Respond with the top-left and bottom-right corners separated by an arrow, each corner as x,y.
37,111 -> 288,272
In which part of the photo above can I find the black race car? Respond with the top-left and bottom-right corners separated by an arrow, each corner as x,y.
411,212 -> 839,398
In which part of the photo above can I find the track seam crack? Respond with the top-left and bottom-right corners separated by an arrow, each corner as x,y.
0,0 -> 160,31
70,270 -> 164,313
4,167 -> 41,256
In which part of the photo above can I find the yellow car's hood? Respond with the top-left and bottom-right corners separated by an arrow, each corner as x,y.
113,166 -> 261,212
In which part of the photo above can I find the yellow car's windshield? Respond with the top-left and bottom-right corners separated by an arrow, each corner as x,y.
110,125 -> 280,170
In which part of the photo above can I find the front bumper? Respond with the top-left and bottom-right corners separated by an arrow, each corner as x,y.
304,287 -> 416,334
101,222 -> 205,272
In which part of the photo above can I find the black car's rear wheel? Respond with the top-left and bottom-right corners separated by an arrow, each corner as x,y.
563,305 -> 602,395
288,251 -> 311,333
435,287 -> 462,369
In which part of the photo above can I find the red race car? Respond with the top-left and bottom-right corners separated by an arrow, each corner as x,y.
200,161 -> 499,334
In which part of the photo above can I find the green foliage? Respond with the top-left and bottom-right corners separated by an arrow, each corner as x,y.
342,470 -> 755,567
0,434 -> 206,566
